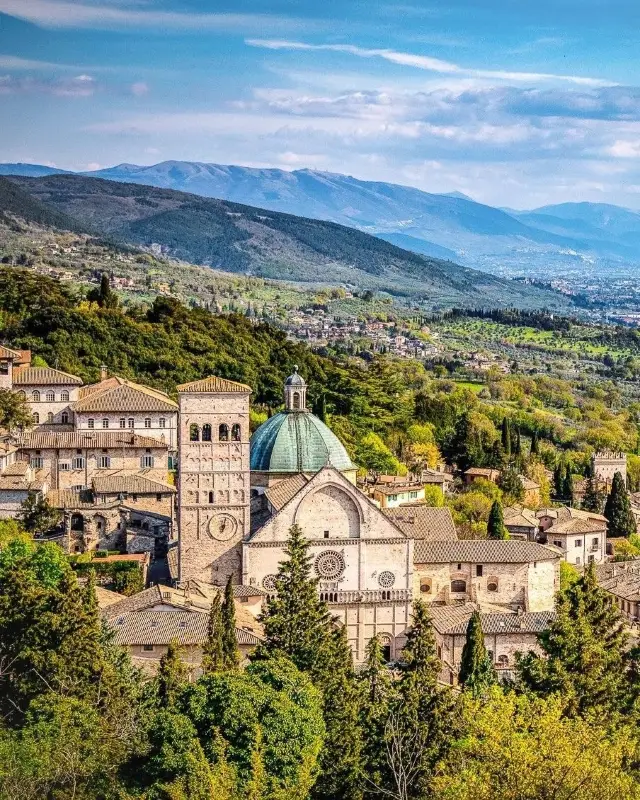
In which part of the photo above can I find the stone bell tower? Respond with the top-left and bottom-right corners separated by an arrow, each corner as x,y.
177,376 -> 251,585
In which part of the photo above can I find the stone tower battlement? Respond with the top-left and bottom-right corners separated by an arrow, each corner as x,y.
591,451 -> 627,485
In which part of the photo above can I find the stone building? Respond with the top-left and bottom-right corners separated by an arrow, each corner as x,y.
596,562 -> 640,623
14,364 -> 83,425
537,507 -> 607,565
370,481 -> 428,508
503,506 -> 539,540
592,451 -> 627,486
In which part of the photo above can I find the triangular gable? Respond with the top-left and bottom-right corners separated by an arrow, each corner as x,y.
249,465 -> 407,543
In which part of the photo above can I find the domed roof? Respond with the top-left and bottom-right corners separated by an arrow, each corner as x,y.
284,365 -> 306,387
250,411 -> 356,474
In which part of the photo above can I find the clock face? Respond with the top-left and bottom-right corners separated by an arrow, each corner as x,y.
207,514 -> 238,541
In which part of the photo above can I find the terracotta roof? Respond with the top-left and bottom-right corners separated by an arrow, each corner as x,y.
373,483 -> 426,496
107,610 -> 263,646
429,604 -> 555,635
2,460 -> 29,476
265,473 -> 309,511
15,431 -> 167,450
47,488 -> 121,510
78,376 -> 124,399
464,468 -> 500,478
73,381 -> 177,413
95,587 -> 126,608
537,506 -> 607,524
167,546 -> 178,581
13,366 -> 82,386
413,539 -> 560,564
0,345 -> 22,360
92,473 -> 176,495
504,506 -> 538,528
177,376 -> 252,394
546,518 -> 605,535
383,506 -> 457,541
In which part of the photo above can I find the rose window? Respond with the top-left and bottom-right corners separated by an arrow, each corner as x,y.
262,574 -> 278,591
378,571 -> 396,588
314,550 -> 346,580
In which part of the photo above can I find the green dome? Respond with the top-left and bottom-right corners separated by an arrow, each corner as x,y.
250,411 -> 356,474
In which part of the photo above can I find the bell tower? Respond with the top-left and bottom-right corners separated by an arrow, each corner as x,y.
284,366 -> 307,411
177,376 -> 252,585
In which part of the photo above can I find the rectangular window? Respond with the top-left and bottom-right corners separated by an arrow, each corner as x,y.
389,494 -> 397,501
592,538 -> 599,547
30,457 -> 44,469
324,530 -> 330,539
553,540 -> 563,548
72,456 -> 85,470
144,418 -> 151,428
119,418 -> 126,428
98,456 -> 111,469
576,556 -> 582,565
476,565 -> 483,577
87,419 -> 94,429
159,418 -> 166,428
156,493 -> 162,502
102,418 -> 109,429
128,418 -> 134,428
409,491 -> 418,499
574,539 -> 582,547
59,462 -> 70,471
141,455 -> 155,468
142,644 -> 154,652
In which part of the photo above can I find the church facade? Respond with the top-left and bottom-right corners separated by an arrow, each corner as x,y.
177,369 -> 413,661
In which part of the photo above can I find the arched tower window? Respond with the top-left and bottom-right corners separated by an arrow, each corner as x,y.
189,423 -> 200,442
32,390 -> 40,402
61,412 -> 69,424
292,392 -> 301,409
208,491 -> 214,504
202,423 -> 212,442
32,412 -> 39,424
60,390 -> 69,402
219,424 -> 229,442
231,423 -> 241,441
45,390 -> 55,402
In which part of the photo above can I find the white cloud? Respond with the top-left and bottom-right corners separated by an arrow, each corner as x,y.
0,0 -> 318,33
130,81 -> 148,96
246,39 -> 615,88
606,140 -> 640,158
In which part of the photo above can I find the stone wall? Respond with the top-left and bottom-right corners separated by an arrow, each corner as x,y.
76,411 -> 178,449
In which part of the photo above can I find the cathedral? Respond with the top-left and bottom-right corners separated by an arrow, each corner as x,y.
176,368 -> 413,662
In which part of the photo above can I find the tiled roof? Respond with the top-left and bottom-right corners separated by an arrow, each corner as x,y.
95,587 -> 126,608
167,546 -> 178,581
464,468 -> 500,478
429,604 -> 555,635
92,473 -> 176,495
383,506 -> 457,541
177,376 -> 252,394
373,483 -> 425,496
413,539 -> 561,564
78,376 -> 123,399
107,610 -> 263,646
504,506 -> 538,528
47,488 -> 122,510
265,473 -> 309,511
2,460 -> 29,476
15,431 -> 167,450
0,345 -> 22,360
546,518 -> 604,535
13,366 -> 83,386
73,381 -> 177,413
537,506 -> 607,524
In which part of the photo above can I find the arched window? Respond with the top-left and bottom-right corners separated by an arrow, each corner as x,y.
102,418 -> 109,429
450,579 -> 467,593
189,424 -> 200,442
497,654 -> 509,666
231,423 -> 241,441
47,412 -> 53,423
45,390 -> 55,402
219,423 -> 229,442
292,391 -> 301,409
128,418 -> 134,428
208,491 -> 214,504
17,391 -> 26,400
32,390 -> 40,402
32,412 -> 39,424
61,412 -> 69,424
60,390 -> 69,402
202,423 -> 212,442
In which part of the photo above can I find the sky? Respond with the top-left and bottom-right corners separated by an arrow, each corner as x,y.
1,0 -> 640,208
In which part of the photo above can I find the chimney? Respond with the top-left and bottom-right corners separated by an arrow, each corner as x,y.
100,364 -> 108,381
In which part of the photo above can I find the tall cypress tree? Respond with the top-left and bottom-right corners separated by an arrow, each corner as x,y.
501,417 -> 511,460
156,640 -> 188,709
604,471 -> 636,538
202,593 -> 224,674
458,610 -> 496,696
582,474 -> 604,513
553,462 -> 565,500
487,500 -> 509,540
530,430 -> 539,456
563,464 -> 574,506
221,575 -> 239,671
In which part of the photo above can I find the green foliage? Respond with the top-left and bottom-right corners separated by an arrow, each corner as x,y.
156,641 -> 189,709
202,592 -> 224,675
355,431 -> 405,477
17,493 -> 61,535
458,611 -> 496,696
0,388 -> 34,430
487,500 -> 509,540
222,575 -> 240,671
604,471 -> 637,538
499,467 -> 524,506
582,474 -> 605,513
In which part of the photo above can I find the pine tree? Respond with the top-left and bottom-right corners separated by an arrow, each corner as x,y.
487,500 -> 509,540
516,562 -> 630,719
201,593 -> 224,674
259,524 -> 331,673
156,640 -> 188,708
604,471 -> 636,538
458,611 -> 496,696
221,575 -> 239,671
530,430 -> 539,456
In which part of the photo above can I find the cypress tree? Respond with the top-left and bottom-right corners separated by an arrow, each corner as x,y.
221,575 -> 239,671
553,462 -> 565,500
604,471 -> 636,538
582,474 -> 604,513
259,524 -> 331,673
359,636 -> 395,798
458,610 -> 496,696
514,427 -> 522,458
201,593 -> 224,674
530,430 -> 539,456
563,464 -> 574,506
501,417 -> 511,459
156,640 -> 188,709
487,500 -> 509,540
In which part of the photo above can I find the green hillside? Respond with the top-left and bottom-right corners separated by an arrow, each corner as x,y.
4,174 -> 572,310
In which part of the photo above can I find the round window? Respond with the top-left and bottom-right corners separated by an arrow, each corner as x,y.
262,574 -> 278,591
314,550 -> 346,580
487,581 -> 498,592
378,571 -> 396,588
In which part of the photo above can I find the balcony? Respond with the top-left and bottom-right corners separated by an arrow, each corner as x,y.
318,588 -> 412,604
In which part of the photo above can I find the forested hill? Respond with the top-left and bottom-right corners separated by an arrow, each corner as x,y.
1,175 -> 571,311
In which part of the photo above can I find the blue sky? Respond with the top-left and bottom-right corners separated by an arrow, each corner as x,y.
1,0 -> 639,207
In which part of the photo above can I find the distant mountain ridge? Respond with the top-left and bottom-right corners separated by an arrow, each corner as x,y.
0,174 -> 572,311
2,161 -> 639,272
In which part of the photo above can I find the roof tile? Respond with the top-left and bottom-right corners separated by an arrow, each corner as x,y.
177,376 -> 252,394
414,539 -> 561,564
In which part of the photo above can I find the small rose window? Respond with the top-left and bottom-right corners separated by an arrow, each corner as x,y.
314,551 -> 346,580
378,571 -> 395,588
262,574 -> 278,591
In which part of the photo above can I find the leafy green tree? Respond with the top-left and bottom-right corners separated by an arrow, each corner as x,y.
501,417 -> 511,460
458,611 -> 496,696
604,471 -> 636,538
516,563 -> 630,719
202,592 -> 224,674
500,467 -> 524,505
487,500 -> 509,540
222,575 -> 240,671
448,412 -> 487,474
582,474 -> 605,513
563,464 -> 574,506
156,641 -> 188,709
553,462 -> 565,500
87,272 -> 118,309
0,388 -> 34,430
17,493 -> 61,536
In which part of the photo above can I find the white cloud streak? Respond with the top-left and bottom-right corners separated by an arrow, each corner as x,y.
246,38 -> 616,88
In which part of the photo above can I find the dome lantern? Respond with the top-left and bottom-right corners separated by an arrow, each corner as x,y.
284,365 -> 307,412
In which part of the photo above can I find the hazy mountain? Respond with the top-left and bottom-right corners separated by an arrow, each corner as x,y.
0,163 -> 70,177
1,174 -> 571,310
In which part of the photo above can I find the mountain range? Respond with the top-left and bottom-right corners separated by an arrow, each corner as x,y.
0,173 -> 572,311
2,161 -> 638,275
